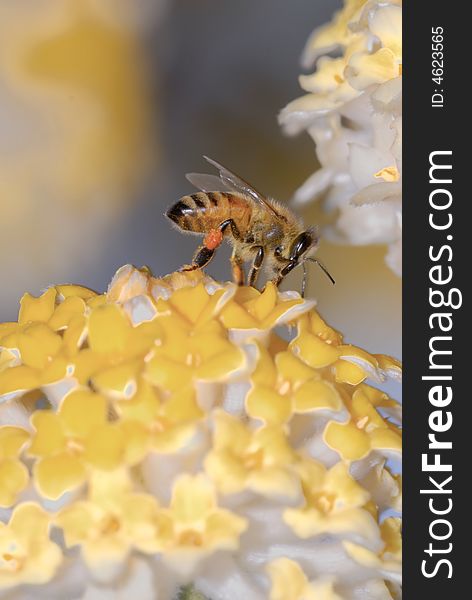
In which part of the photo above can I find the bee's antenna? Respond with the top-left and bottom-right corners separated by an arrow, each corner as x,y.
301,262 -> 307,298
305,258 -> 336,285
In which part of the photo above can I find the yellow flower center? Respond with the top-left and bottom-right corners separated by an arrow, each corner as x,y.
311,492 -> 336,514
100,515 -> 121,535
1,552 -> 24,573
149,418 -> 168,433
66,438 -> 85,455
355,415 -> 377,433
374,166 -> 400,182
244,448 -> 265,470
178,529 -> 203,547
185,352 -> 201,367
355,416 -> 369,430
277,379 -> 292,395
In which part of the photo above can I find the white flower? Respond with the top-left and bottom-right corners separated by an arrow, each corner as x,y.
279,0 -> 402,276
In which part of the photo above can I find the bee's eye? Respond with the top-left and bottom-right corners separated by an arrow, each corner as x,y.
289,232 -> 314,261
274,246 -> 283,257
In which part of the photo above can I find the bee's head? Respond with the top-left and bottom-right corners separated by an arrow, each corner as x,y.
288,228 -> 319,263
274,227 -> 334,297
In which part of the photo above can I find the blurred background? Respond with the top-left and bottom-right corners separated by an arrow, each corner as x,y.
0,0 -> 400,378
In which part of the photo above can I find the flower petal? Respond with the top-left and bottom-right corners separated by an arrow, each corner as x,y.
0,458 -> 29,506
60,390 -> 108,438
18,288 -> 57,325
34,452 -> 87,499
88,305 -> 131,353
293,380 -> 343,413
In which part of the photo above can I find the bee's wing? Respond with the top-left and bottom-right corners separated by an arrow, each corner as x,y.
185,173 -> 232,193
202,156 -> 280,217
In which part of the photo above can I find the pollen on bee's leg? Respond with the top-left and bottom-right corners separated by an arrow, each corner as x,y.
204,229 -> 223,250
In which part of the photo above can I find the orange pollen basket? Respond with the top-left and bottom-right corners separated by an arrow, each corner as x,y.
204,229 -> 223,250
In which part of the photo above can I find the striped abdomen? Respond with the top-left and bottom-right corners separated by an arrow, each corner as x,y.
166,191 -> 252,234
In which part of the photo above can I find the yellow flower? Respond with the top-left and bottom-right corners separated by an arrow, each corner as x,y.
219,282 -> 314,333
116,379 -> 201,453
323,386 -> 401,462
291,312 -> 400,385
285,0 -> 402,110
302,0 -> 366,64
56,469 -> 161,572
267,558 -> 342,600
283,459 -> 378,542
101,267 -> 248,394
28,389 -> 148,499
344,517 -> 402,578
0,286 -> 94,401
77,303 -> 164,389
362,463 -> 402,514
145,315 -> 246,393
0,427 -> 30,507
246,343 -> 343,425
0,503 -> 62,589
153,473 -> 247,576
205,410 -> 300,500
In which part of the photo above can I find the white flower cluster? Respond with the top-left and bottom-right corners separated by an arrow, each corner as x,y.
280,0 -> 402,276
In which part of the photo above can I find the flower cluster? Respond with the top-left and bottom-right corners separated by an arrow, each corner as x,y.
0,265 -> 401,599
280,0 -> 402,275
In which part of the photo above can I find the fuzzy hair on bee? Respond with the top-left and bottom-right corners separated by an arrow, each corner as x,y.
165,156 -> 334,297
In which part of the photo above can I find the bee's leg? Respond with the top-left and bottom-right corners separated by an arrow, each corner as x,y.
219,218 -> 241,240
273,261 -> 296,290
219,219 -> 245,285
248,246 -> 264,288
181,245 -> 216,272
230,250 -> 244,286
181,226 -> 225,273
182,220 -> 241,275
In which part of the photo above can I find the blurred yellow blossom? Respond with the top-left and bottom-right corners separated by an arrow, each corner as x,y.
344,517 -> 402,581
0,503 -> 62,589
0,0 -> 159,315
267,558 -> 341,600
0,427 -> 30,507
0,265 -> 401,598
28,389 -> 148,499
56,469 -> 161,572
204,410 -> 299,499
283,459 -> 377,542
152,473 -> 247,576
116,379 -> 200,453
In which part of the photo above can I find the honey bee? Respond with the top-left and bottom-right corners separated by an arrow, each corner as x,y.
166,156 -> 334,297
